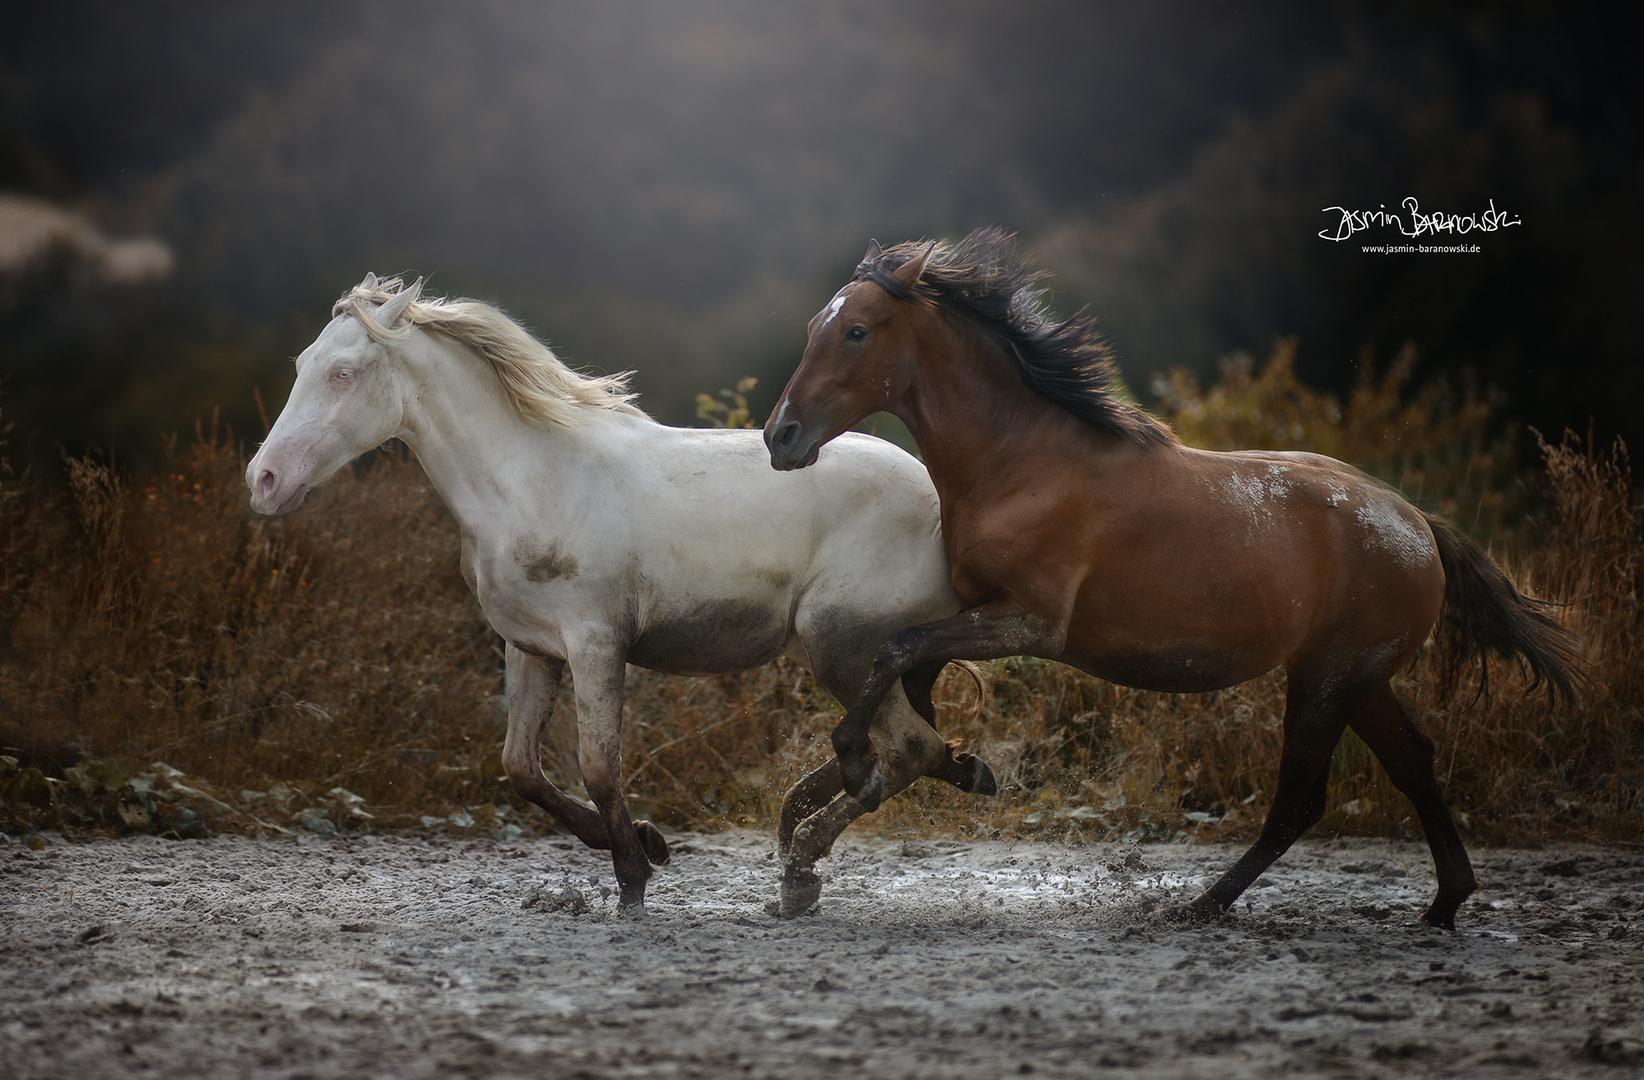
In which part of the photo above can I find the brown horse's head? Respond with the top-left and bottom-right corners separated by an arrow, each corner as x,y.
764,239 -> 935,470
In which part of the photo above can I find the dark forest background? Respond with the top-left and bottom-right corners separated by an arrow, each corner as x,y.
2,0 -> 1640,471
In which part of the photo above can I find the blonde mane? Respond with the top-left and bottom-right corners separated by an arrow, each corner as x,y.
333,276 -> 647,427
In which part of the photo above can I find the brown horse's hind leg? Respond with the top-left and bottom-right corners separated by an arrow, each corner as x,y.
1187,674 -> 1348,921
501,645 -> 668,868
1348,682 -> 1477,929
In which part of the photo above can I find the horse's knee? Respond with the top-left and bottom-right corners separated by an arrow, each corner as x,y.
874,638 -> 910,672
780,761 -> 842,830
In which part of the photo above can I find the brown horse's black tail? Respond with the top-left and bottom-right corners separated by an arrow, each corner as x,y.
1423,512 -> 1586,707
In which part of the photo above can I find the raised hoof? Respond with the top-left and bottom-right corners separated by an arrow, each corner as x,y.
635,820 -> 670,866
778,865 -> 824,919
960,754 -> 998,797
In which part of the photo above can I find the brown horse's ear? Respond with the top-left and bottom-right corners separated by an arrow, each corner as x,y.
862,238 -> 883,263
892,242 -> 935,287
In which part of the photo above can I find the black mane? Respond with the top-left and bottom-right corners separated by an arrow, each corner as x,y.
855,227 -> 1176,447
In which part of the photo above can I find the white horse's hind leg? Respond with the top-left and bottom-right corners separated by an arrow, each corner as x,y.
777,682 -> 945,917
777,756 -> 843,863
500,645 -> 668,865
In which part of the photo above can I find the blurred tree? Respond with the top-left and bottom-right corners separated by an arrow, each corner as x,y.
0,1 -> 1637,465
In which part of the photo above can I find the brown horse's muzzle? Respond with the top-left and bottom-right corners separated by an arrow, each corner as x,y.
764,405 -> 822,471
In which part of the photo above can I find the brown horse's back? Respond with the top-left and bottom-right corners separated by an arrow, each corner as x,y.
994,442 -> 1445,694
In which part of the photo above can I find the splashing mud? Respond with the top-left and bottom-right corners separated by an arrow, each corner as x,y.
3,832 -> 1641,1077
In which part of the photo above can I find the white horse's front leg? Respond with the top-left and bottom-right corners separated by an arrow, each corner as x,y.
569,641 -> 656,913
778,683 -> 947,917
501,644 -> 668,865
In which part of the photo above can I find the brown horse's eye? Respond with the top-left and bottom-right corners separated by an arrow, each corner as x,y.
846,325 -> 867,342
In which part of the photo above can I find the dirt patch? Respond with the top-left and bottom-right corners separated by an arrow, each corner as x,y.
4,831 -> 1642,1078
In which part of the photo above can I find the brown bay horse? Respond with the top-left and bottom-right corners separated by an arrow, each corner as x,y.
764,228 -> 1582,928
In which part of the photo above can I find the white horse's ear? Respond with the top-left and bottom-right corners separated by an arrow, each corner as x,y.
892,242 -> 935,287
862,238 -> 883,263
359,271 -> 379,291
373,277 -> 423,328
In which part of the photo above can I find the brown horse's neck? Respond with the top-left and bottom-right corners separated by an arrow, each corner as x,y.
893,311 -> 1132,499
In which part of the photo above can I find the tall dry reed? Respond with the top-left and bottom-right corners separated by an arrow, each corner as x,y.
3,353 -> 1639,847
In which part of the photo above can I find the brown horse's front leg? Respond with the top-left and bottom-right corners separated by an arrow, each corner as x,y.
833,600 -> 1059,810
1186,668 -> 1354,921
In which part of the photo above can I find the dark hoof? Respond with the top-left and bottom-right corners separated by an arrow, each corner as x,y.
635,820 -> 670,866
617,893 -> 648,918
1162,895 -> 1226,927
1419,884 -> 1473,930
1419,906 -> 1458,931
778,865 -> 823,919
849,769 -> 885,814
960,754 -> 997,797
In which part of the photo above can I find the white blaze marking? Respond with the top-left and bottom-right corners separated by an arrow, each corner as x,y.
821,291 -> 848,327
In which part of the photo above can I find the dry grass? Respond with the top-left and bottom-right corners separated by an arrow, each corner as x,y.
3,352 -> 1639,848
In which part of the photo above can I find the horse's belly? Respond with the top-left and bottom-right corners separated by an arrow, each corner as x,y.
626,600 -> 791,676
1067,639 -> 1281,695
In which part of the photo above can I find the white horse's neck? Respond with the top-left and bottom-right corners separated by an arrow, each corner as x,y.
389,331 -> 621,540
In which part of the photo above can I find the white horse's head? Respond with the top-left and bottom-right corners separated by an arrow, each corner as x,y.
246,273 -> 422,515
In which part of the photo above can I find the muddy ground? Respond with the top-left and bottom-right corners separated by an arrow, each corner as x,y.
3,830 -> 1642,1079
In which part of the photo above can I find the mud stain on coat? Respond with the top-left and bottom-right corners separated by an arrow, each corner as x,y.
515,539 -> 580,584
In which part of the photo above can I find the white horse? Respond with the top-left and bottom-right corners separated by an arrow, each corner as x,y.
247,274 -> 994,912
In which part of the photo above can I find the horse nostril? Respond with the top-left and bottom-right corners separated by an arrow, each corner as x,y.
773,421 -> 800,454
256,469 -> 278,500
